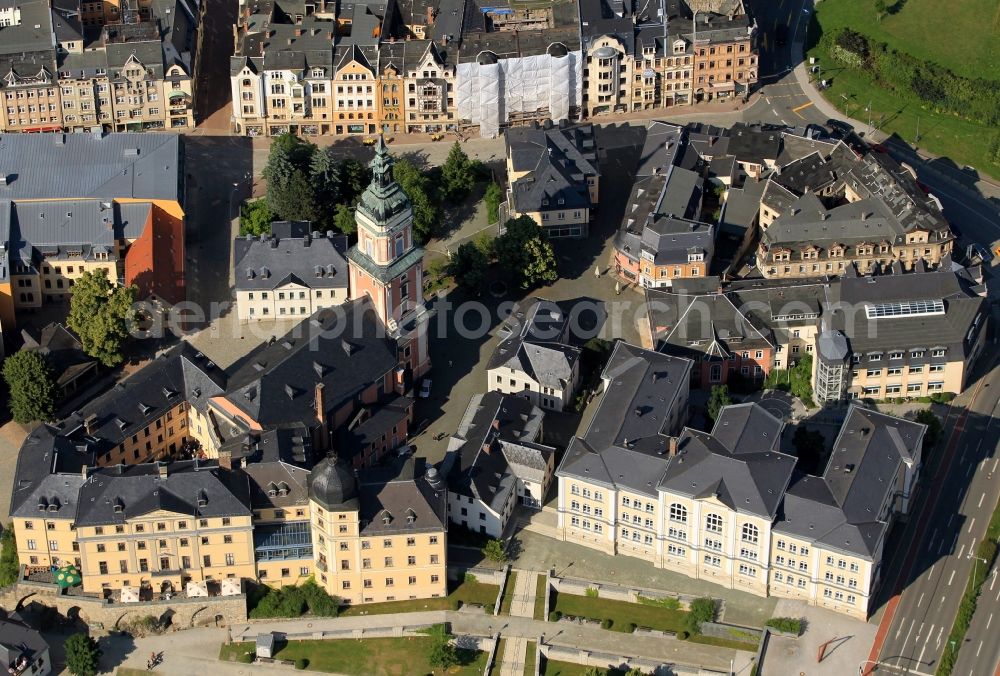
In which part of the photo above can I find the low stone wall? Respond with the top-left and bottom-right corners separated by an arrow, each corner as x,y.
493,565 -> 512,616
448,564 -> 506,586
701,620 -> 763,643
540,644 -> 712,676
550,573 -> 720,614
0,580 -> 247,633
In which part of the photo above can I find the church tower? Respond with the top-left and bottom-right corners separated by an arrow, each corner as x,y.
347,137 -> 432,382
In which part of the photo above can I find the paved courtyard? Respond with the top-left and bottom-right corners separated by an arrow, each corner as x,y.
761,598 -> 878,676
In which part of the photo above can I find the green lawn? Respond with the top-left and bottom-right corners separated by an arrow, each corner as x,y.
499,572 -> 518,615
552,592 -> 687,633
806,3 -> 1000,178
492,638 -> 508,675
219,637 -> 487,675
524,641 -> 537,676
541,659 -> 627,676
689,634 -> 759,651
339,580 -> 499,616
116,670 -> 151,676
533,575 -> 547,620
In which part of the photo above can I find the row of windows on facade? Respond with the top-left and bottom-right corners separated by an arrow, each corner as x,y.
326,554 -> 439,570
857,382 -> 946,396
854,349 -> 947,362
94,552 -> 238,574
247,289 -> 337,300
329,574 -> 440,590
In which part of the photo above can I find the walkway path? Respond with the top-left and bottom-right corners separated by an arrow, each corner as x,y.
498,636 -> 529,676
508,569 -> 537,618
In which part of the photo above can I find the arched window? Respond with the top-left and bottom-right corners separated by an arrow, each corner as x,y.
669,503 -> 687,524
741,523 -> 759,544
705,513 -> 724,533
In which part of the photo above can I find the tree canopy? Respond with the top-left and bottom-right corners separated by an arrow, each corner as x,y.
447,242 -> 488,294
65,633 -> 102,676
482,538 -> 507,563
3,350 -> 57,424
495,216 -> 558,289
239,199 -> 275,237
393,158 -> 441,243
707,384 -> 732,423
915,409 -> 942,450
440,142 -> 476,203
67,270 -> 136,367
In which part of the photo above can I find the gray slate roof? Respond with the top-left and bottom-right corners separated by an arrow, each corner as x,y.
506,123 -> 598,214
487,298 -> 580,389
224,297 -> 398,427
0,132 -> 182,202
357,458 -> 447,535
234,221 -> 349,292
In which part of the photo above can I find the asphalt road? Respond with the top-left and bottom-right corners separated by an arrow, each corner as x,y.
953,557 -> 1000,676
864,353 -> 1000,676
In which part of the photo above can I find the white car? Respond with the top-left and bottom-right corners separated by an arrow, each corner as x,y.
419,379 -> 432,398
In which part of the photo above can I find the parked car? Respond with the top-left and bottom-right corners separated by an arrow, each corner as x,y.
419,379 -> 432,398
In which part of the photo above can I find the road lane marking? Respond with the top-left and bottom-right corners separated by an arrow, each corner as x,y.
988,613 -> 994,629
978,640 -> 984,657
917,592 -> 925,607
948,513 -> 955,528
927,564 -> 936,580
791,101 -> 814,118
929,528 -> 939,548
993,458 -> 998,473
980,492 -> 986,508
969,517 -> 977,533
959,542 -> 966,559
902,618 -> 916,648
967,463 -> 974,477
935,625 -> 943,646
949,570 -> 957,585
991,569 -> 998,591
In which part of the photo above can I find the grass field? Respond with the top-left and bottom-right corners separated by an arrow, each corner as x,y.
552,592 -> 687,633
339,579 -> 499,616
499,572 -> 518,615
492,638 -> 508,675
219,637 -> 487,675
806,0 -> 1000,81
524,641 -> 537,675
541,659 -> 627,676
805,5 -> 1000,178
533,574 -> 547,620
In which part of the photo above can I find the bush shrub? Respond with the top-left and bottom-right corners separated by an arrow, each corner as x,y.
684,598 -> 717,635
0,528 -> 20,587
249,580 -> 340,619
601,618 -> 613,630
549,611 -> 562,622
765,617 -> 802,635
294,658 -> 308,670
585,587 -> 599,598
237,651 -> 254,664
627,623 -> 638,633
678,631 -> 689,640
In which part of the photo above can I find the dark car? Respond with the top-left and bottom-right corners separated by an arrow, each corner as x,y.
825,118 -> 854,138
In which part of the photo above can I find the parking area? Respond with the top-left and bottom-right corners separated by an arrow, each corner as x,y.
761,598 -> 877,676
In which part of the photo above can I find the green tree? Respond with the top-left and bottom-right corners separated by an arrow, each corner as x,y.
65,633 -> 102,676
393,158 -> 441,243
309,146 -> 341,227
441,142 -> 476,202
792,425 -> 826,474
495,216 -> 558,289
482,538 -> 507,563
473,231 -> 496,260
263,134 -> 317,221
3,350 -> 57,423
239,199 -> 274,237
447,242 -> 488,294
67,270 -> 136,367
338,157 -> 371,204
683,597 -> 717,635
333,204 -> 356,236
707,384 -> 731,423
428,624 -> 458,669
874,0 -> 887,21
484,181 -> 503,223
915,409 -> 942,450
0,527 -> 19,587
521,236 -> 558,289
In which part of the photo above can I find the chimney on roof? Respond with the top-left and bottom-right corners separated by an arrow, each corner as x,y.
158,463 -> 168,478
491,418 -> 500,430
218,448 -> 232,471
81,464 -> 89,478
426,5 -> 434,24
669,436 -> 678,456
295,27 -> 302,36
83,413 -> 98,436
862,211 -> 870,221
303,233 -> 311,247
314,382 -> 325,424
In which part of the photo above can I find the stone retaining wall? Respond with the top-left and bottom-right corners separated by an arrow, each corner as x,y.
540,644 -> 715,676
0,581 -> 247,633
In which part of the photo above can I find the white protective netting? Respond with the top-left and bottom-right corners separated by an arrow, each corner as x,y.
456,49 -> 582,137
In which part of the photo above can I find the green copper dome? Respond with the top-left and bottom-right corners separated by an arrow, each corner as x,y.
357,136 -> 412,225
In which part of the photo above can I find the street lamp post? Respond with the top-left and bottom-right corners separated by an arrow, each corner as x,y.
968,552 -> 989,587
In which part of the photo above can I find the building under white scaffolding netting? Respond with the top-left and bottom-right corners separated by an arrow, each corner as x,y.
456,43 -> 583,138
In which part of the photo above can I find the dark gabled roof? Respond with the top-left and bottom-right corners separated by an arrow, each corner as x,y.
487,298 -> 580,389
774,404 -> 924,558
725,122 -> 782,165
338,394 -> 414,462
241,458 -> 311,510
357,458 -> 446,535
658,404 -> 795,518
506,123 -> 598,214
223,298 -> 398,427
0,617 -> 48,672
10,424 -> 94,517
646,289 -> 773,357
20,323 -> 97,389
559,437 -> 670,497
234,222 -> 349,291
444,392 -> 543,485
74,460 -> 251,526
583,341 -> 692,454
